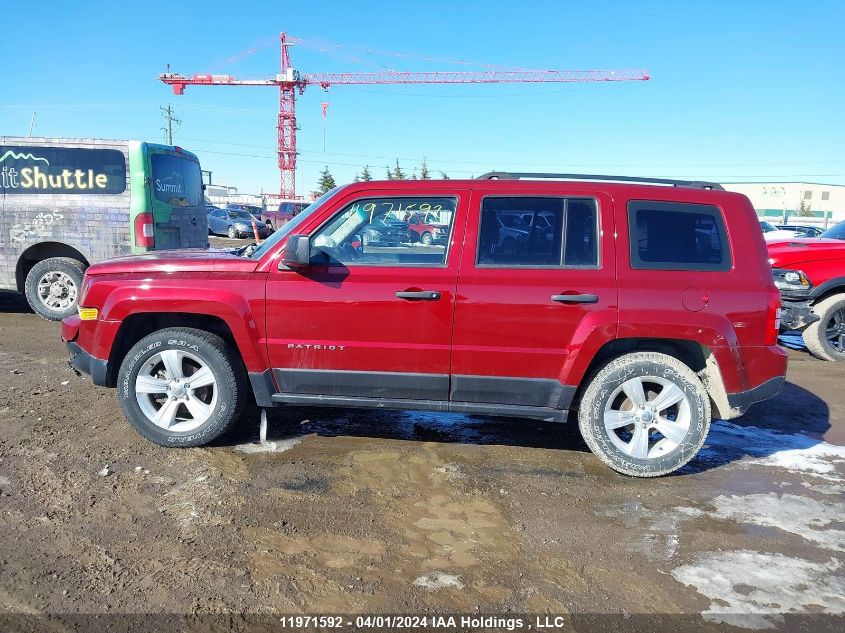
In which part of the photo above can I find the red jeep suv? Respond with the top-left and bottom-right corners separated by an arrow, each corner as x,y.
62,173 -> 787,477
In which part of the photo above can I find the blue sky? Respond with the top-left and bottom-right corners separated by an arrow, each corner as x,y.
3,0 -> 843,197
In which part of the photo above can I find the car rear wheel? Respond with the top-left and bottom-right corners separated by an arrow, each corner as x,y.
803,294 -> 845,361
117,328 -> 246,447
577,352 -> 710,477
24,257 -> 86,321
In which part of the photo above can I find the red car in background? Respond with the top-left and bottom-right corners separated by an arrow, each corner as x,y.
262,201 -> 309,231
769,227 -> 845,361
405,213 -> 449,245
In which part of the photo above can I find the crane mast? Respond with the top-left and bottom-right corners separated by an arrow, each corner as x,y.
160,32 -> 650,198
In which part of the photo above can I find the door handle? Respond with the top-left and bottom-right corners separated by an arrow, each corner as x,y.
552,293 -> 599,304
396,290 -> 441,300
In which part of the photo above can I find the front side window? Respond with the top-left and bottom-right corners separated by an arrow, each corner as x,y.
477,197 -> 598,267
628,200 -> 730,271
151,153 -> 202,207
310,197 -> 457,266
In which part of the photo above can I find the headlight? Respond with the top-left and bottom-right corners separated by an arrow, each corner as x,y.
772,268 -> 812,292
235,223 -> 248,230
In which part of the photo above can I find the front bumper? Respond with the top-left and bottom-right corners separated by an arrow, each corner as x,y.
780,300 -> 820,331
67,342 -> 109,386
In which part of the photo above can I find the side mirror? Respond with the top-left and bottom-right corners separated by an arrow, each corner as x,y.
282,234 -> 310,268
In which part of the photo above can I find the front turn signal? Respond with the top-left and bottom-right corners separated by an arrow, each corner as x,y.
78,307 -> 99,320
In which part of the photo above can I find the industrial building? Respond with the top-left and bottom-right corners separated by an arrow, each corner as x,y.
721,182 -> 845,227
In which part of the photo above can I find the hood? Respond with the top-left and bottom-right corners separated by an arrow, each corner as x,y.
767,238 -> 845,267
85,248 -> 259,276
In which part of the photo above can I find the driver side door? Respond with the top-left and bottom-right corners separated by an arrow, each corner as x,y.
265,188 -> 468,403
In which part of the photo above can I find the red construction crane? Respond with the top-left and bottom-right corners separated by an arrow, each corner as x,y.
160,33 -> 650,198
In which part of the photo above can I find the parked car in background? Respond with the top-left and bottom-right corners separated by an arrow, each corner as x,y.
775,224 -> 823,238
63,173 -> 786,477
207,207 -> 269,239
262,201 -> 309,231
770,237 -> 845,361
0,137 -> 207,320
226,203 -> 264,216
759,220 -> 798,242
362,218 -> 411,247
406,213 -> 448,245
820,220 -> 845,241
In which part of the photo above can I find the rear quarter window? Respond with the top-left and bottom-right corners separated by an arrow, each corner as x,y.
628,200 -> 731,271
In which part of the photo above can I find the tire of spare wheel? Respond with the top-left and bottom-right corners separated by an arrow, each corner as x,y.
803,294 -> 845,361
24,257 -> 87,321
116,328 -> 245,447
577,352 -> 711,478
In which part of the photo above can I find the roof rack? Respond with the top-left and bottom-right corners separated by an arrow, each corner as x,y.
476,172 -> 725,191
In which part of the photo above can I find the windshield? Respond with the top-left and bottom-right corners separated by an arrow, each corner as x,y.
249,187 -> 342,259
759,221 -> 777,232
821,221 -> 845,240
228,210 -> 253,220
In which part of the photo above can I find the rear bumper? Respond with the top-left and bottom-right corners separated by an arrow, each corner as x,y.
67,342 -> 109,387
780,299 -> 820,331
726,376 -> 785,417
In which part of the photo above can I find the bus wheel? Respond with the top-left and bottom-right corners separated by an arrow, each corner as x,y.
25,257 -> 87,321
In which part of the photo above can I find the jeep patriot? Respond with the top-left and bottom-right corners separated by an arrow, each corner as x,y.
62,173 -> 787,477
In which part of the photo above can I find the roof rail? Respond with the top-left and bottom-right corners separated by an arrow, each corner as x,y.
476,172 -> 725,191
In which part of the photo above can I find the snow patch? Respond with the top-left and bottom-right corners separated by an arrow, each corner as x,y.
672,551 -> 845,629
702,421 -> 845,480
234,437 -> 303,454
712,493 -> 845,552
413,571 -> 464,591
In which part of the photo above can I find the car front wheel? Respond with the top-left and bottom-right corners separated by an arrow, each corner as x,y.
117,328 -> 245,446
577,352 -> 710,477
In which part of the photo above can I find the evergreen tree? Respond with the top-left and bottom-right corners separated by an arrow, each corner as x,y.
360,164 -> 373,181
386,166 -> 393,180
420,157 -> 431,180
411,168 -> 418,180
440,171 -> 450,180
316,166 -> 336,195
391,159 -> 406,180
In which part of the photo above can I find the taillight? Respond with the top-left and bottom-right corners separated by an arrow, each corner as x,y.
135,213 -> 155,249
765,285 -> 781,346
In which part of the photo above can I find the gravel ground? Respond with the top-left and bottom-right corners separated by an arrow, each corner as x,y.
0,288 -> 843,633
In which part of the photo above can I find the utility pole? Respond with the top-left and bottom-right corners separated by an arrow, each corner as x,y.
28,112 -> 36,137
160,104 -> 181,145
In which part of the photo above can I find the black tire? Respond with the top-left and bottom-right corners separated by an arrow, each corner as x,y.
577,352 -> 711,477
803,294 -> 845,361
116,328 -> 246,447
362,233 -> 371,247
265,220 -> 274,233
24,257 -> 86,321
420,231 -> 433,246
227,226 -> 237,239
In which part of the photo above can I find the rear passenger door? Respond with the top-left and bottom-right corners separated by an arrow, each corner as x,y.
450,191 -> 618,411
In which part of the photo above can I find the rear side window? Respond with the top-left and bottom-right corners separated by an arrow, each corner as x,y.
151,153 -> 202,207
477,197 -> 598,267
1,145 -> 126,195
628,201 -> 730,271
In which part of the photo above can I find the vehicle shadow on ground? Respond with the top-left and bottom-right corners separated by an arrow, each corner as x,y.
230,404 -> 590,453
0,291 -> 33,315
226,378 -> 829,477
